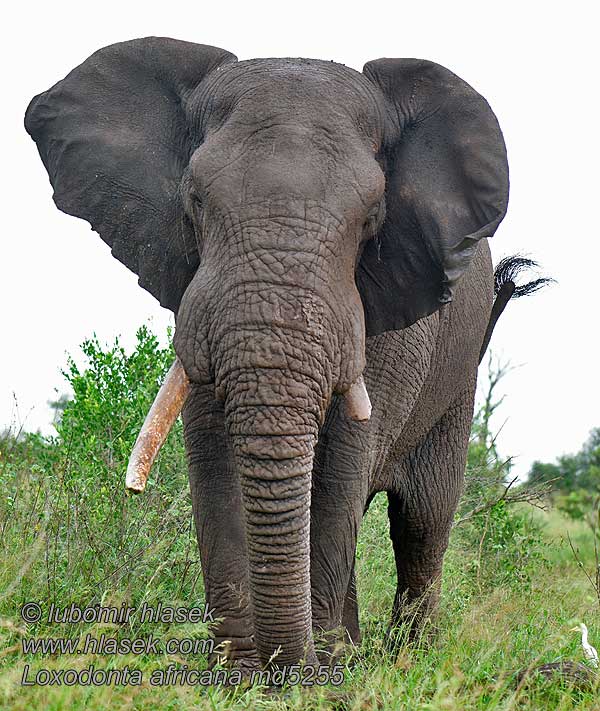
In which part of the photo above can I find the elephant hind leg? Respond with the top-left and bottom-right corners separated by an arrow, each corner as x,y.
387,394 -> 473,644
387,489 -> 450,643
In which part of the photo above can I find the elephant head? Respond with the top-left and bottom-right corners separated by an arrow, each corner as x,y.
25,37 -> 508,667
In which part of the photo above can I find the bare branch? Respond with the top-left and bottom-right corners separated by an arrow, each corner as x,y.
455,476 -> 557,527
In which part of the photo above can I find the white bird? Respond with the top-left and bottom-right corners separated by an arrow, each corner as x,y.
571,623 -> 599,668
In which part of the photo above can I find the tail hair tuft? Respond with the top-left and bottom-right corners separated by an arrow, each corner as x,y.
493,255 -> 554,298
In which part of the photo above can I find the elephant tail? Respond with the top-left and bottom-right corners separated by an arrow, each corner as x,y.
478,255 -> 553,364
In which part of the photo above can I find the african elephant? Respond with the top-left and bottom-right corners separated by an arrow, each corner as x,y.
26,37 -> 511,672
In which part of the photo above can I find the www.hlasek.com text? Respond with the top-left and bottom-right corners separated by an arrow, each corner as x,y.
22,633 -> 216,656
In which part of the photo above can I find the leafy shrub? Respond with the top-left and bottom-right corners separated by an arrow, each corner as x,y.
57,325 -> 179,474
0,326 -> 196,619
462,501 -> 546,588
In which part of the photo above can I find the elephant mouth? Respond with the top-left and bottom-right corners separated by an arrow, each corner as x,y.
125,358 -> 372,493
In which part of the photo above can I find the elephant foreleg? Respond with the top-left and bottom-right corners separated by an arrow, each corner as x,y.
309,485 -> 364,657
310,407 -> 372,657
182,386 -> 259,671
341,559 -> 361,645
340,491 -> 377,646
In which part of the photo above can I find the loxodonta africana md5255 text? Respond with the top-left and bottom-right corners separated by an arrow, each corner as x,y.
27,37 -> 520,671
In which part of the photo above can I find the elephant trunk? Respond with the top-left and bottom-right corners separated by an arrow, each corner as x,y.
228,388 -> 318,666
212,282 -> 339,667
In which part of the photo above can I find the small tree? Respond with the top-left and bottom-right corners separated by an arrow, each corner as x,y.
454,354 -> 548,588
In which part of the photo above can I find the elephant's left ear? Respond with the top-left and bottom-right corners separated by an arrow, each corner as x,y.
358,58 -> 509,336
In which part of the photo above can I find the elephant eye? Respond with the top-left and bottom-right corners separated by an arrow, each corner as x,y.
186,192 -> 204,251
190,191 -> 202,209
363,200 -> 385,239
186,191 -> 203,221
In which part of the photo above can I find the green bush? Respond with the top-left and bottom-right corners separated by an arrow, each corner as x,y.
0,326 -> 196,622
528,429 -> 600,512
57,325 -> 179,473
460,501 -> 546,588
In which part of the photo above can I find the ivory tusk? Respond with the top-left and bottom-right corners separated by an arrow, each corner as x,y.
126,358 -> 191,493
343,375 -> 372,422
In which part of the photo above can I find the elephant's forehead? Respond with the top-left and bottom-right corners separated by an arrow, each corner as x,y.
193,57 -> 385,134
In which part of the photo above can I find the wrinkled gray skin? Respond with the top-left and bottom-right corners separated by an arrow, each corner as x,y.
181,250 -> 489,669
25,40 -> 508,672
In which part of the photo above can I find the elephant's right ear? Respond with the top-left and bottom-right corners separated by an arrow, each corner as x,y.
25,37 -> 237,313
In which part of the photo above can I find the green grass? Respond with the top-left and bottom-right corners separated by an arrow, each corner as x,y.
0,477 -> 598,710
0,329 -> 598,709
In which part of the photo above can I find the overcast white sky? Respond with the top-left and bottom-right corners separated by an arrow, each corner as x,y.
2,1 -> 598,479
